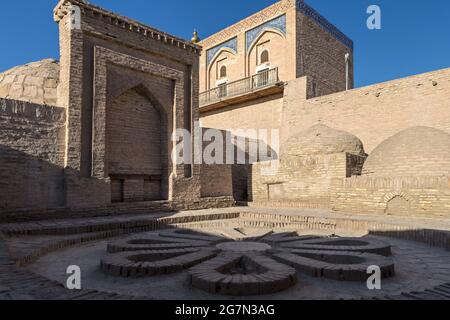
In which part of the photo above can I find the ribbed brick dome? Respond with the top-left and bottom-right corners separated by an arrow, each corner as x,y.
0,59 -> 59,106
283,124 -> 366,157
363,127 -> 450,177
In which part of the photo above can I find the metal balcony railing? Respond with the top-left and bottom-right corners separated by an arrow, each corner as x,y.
199,67 -> 279,107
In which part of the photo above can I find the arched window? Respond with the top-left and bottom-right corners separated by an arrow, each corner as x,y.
260,50 -> 269,64
219,66 -> 227,78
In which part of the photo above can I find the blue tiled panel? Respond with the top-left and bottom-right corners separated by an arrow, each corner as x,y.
206,37 -> 238,66
297,0 -> 353,50
245,14 -> 287,51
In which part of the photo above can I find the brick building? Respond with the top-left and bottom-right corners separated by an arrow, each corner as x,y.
199,0 -> 353,135
197,0 -> 450,217
0,0 -> 235,215
0,0 -> 449,218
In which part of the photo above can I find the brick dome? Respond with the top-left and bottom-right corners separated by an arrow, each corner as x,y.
363,127 -> 450,177
0,59 -> 59,106
283,124 -> 366,157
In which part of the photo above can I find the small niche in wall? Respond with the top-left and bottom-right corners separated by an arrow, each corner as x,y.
110,175 -> 163,203
267,182 -> 285,201
385,196 -> 411,216
144,176 -> 163,201
111,179 -> 124,203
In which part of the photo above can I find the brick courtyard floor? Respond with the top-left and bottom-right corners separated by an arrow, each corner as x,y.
1,207 -> 449,300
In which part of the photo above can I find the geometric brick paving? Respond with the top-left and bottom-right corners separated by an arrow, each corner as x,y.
101,248 -> 218,278
278,237 -> 393,256
0,237 -> 140,300
99,230 -> 395,296
189,253 -> 298,296
273,250 -> 394,281
1,208 -> 450,300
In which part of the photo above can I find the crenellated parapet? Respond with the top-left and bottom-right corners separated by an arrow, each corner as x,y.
53,0 -> 201,53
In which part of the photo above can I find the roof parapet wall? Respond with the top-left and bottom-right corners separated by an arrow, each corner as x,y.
200,0 -> 297,48
53,0 -> 201,54
297,1 -> 353,50
200,0 -> 353,51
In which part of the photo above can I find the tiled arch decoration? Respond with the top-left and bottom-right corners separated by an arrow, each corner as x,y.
92,46 -> 185,186
245,14 -> 287,51
206,37 -> 238,66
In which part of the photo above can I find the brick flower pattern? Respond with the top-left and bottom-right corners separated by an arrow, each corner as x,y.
100,229 -> 395,296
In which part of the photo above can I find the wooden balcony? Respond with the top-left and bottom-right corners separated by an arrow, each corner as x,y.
199,68 -> 284,113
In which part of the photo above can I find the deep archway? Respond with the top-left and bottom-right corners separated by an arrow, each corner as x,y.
107,85 -> 169,203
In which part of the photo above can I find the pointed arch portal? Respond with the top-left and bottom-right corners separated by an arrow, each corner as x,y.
93,46 -> 186,203
107,86 -> 165,202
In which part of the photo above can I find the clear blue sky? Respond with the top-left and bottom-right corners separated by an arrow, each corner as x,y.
1,0 -> 449,87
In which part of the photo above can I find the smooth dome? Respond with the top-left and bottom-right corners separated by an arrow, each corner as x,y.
283,124 -> 366,157
363,126 -> 450,177
0,59 -> 59,106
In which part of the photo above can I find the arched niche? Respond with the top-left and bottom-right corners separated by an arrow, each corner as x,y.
107,84 -> 169,202
247,29 -> 286,78
207,48 -> 237,89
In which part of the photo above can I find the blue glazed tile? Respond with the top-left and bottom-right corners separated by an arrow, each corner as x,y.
206,37 -> 238,66
246,14 -> 287,51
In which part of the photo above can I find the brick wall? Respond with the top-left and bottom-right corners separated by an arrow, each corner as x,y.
297,11 -> 353,97
199,127 -> 268,201
199,0 -> 353,98
200,94 -> 284,146
281,69 -> 450,153
200,165 -> 233,198
105,65 -> 176,202
199,1 -> 355,143
250,152 -> 362,207
108,88 -> 163,176
232,165 -> 251,201
0,99 -> 66,211
55,0 -> 203,209
331,176 -> 450,218
199,0 -> 298,92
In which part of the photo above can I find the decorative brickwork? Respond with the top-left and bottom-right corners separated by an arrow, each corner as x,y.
200,0 -> 297,49
199,0 -> 352,98
91,46 -> 184,203
53,0 -> 200,53
0,0 -> 239,214
206,37 -> 238,66
246,14 -> 287,50
274,250 -> 394,281
97,223 -> 398,295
